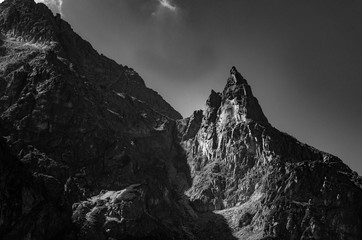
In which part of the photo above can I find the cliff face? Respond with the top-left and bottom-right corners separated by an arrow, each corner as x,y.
0,0 -> 189,239
0,1 -> 361,240
177,67 -> 362,239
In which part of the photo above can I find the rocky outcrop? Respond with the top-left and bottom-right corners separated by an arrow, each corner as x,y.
73,184 -> 176,240
178,67 -> 362,239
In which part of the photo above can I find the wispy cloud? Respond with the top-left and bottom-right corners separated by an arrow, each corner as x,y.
158,0 -> 176,11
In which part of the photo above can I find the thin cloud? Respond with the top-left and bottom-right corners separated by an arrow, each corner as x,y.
158,0 -> 177,11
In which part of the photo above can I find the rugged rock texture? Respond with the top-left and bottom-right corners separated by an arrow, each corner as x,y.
0,0 -> 182,120
0,123 -> 72,240
0,0 -> 190,239
177,67 -> 362,239
0,0 -> 361,240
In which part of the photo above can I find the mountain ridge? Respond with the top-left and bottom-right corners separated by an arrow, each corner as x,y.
0,0 -> 182,120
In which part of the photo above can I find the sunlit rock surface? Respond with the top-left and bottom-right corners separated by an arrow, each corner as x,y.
177,67 -> 362,239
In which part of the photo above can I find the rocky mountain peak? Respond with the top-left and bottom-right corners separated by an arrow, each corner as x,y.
229,66 -> 247,84
0,0 -> 58,44
178,66 -> 362,239
0,0 -> 182,119
205,66 -> 269,126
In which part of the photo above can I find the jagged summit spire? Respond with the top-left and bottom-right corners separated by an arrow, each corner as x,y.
228,66 -> 247,85
197,66 -> 269,128
213,66 -> 269,125
230,66 -> 237,75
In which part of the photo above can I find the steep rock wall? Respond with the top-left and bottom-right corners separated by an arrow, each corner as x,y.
178,67 -> 362,239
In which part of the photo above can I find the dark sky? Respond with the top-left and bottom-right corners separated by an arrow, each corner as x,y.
43,0 -> 362,175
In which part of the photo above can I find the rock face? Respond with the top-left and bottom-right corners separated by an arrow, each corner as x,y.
0,0 -> 361,240
0,0 -> 189,239
177,67 -> 362,239
0,122 -> 72,240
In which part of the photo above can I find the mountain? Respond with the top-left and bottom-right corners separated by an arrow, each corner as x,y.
0,1 -> 361,240
177,67 -> 362,239
0,0 -> 187,239
0,0 -> 182,120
